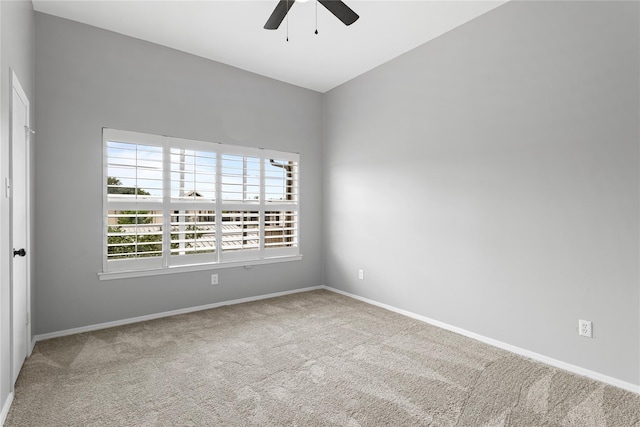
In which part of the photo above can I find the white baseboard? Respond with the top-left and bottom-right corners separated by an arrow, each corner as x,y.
34,286 -> 323,342
1,392 -> 14,426
323,286 -> 640,395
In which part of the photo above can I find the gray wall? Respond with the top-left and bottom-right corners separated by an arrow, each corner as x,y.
34,13 -> 323,335
29,0 -> 640,390
1,0 -> 35,413
323,1 -> 639,385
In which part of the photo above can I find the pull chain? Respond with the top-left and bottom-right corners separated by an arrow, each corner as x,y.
286,0 -> 289,41
315,0 -> 318,34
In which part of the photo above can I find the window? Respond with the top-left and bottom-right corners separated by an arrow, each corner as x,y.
103,128 -> 300,276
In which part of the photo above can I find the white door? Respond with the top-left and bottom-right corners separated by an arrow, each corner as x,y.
11,71 -> 30,385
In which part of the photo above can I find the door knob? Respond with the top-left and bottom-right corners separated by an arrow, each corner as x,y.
13,248 -> 26,257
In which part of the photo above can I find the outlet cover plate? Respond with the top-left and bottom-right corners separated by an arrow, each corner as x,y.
578,319 -> 592,338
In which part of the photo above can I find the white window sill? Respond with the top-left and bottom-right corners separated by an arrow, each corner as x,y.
98,254 -> 303,281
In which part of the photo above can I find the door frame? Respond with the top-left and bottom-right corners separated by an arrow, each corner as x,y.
9,69 -> 32,388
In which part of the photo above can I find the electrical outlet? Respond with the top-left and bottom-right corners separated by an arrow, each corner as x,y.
211,274 -> 218,285
578,319 -> 592,338
358,269 -> 364,280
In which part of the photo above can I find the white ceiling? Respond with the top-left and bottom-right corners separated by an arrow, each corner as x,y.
32,0 -> 507,93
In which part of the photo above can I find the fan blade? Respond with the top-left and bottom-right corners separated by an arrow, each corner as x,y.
318,0 -> 359,26
264,0 -> 296,30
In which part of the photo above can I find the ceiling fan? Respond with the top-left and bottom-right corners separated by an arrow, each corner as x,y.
264,0 -> 359,30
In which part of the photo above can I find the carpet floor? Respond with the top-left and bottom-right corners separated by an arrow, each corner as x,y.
5,289 -> 640,426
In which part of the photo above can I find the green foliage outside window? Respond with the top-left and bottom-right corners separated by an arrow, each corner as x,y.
107,177 -> 161,258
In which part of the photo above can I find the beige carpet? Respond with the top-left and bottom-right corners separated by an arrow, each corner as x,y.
5,290 -> 640,426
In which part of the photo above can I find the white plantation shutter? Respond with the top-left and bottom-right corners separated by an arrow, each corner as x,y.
221,154 -> 261,202
264,211 -> 298,249
103,128 -> 300,274
104,130 -> 164,272
265,158 -> 298,203
263,154 -> 299,257
220,211 -> 260,262
170,143 -> 216,202
106,211 -> 164,256
169,210 -> 216,265
106,136 -> 164,201
169,140 -> 218,266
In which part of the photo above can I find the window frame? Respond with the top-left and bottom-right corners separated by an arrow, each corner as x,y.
100,128 -> 301,280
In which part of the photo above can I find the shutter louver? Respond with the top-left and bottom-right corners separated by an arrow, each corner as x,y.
265,158 -> 298,203
170,211 -> 216,255
221,211 -> 260,252
107,210 -> 163,259
170,148 -> 216,202
107,141 -> 163,200
265,211 -> 298,248
221,155 -> 260,202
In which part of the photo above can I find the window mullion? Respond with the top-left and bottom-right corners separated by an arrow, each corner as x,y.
162,137 -> 171,267
102,131 -> 109,273
215,148 -> 222,263
259,153 -> 265,260
243,156 -> 247,202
